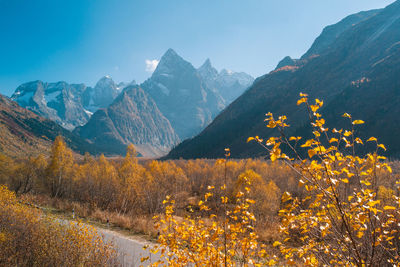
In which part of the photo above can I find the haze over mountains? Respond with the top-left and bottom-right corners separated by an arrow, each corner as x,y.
167,0 -> 400,159
9,49 -> 253,157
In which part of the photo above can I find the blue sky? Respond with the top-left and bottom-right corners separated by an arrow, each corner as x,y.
0,0 -> 395,96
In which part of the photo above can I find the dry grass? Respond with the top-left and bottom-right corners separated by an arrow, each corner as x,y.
22,193 -> 158,240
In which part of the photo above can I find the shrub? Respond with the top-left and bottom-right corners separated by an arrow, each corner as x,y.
250,93 -> 400,266
0,185 -> 117,266
148,176 -> 264,266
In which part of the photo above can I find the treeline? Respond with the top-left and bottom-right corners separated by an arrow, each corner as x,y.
2,131 -> 400,265
0,136 -> 304,237
1,136 -> 399,231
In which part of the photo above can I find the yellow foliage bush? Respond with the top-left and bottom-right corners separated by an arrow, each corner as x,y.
148,175 -> 264,266
249,93 -> 400,266
0,185 -> 117,266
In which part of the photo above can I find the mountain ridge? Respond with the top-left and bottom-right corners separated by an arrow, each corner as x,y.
0,93 -> 102,157
74,85 -> 180,158
166,1 -> 400,159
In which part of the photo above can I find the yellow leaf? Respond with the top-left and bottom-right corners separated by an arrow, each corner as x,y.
367,137 -> 377,142
273,241 -> 281,247
267,120 -> 277,128
141,256 -> 150,262
342,113 -> 352,118
281,192 -> 292,203
313,130 -> 321,137
370,207 -> 379,215
297,97 -> 307,106
367,200 -> 380,207
344,130 -> 352,137
247,137 -> 255,143
301,139 -> 314,148
386,236 -> 395,241
384,206 -> 396,210
361,180 -> 371,186
342,178 -> 349,183
385,165 -> 392,173
308,149 -> 316,158
270,148 -> 281,162
310,104 -> 319,112
299,92 -> 308,97
355,137 -> 363,144
378,144 -> 387,151
352,120 -> 365,125
329,138 -> 338,143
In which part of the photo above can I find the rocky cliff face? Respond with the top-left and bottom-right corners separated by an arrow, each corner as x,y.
11,81 -> 90,130
11,76 -> 132,130
197,59 -> 254,104
167,0 -> 400,159
141,49 -> 226,140
82,76 -> 134,112
74,85 -> 180,157
0,94 -> 100,157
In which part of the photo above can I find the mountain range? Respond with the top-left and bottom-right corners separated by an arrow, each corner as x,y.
11,76 -> 131,130
140,49 -> 253,140
10,50 -> 253,157
8,1 -> 400,159
73,85 -> 179,157
167,0 -> 400,159
0,94 -> 99,157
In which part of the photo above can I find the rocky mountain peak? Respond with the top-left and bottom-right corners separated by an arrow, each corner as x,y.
74,85 -> 180,157
118,80 -> 136,90
164,48 -> 179,58
153,49 -> 193,77
198,58 -> 218,79
200,58 -> 212,69
95,75 -> 116,89
11,80 -> 90,130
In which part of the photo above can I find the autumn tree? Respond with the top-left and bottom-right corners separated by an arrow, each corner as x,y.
0,153 -> 15,186
249,93 -> 400,266
148,176 -> 264,266
9,154 -> 47,195
73,154 -> 118,210
44,136 -> 74,198
147,160 -> 189,210
234,170 -> 281,220
117,144 -> 144,214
